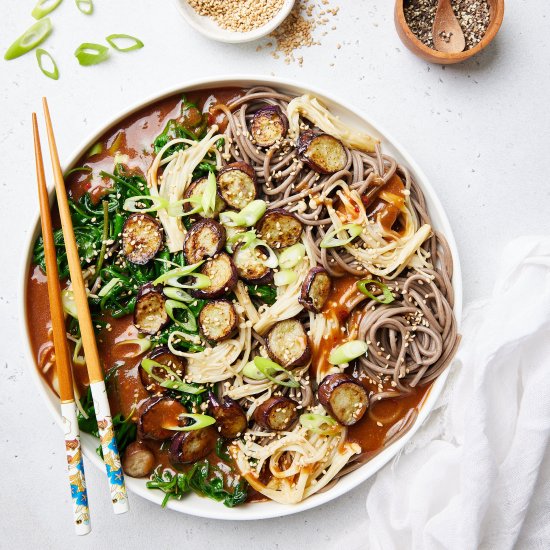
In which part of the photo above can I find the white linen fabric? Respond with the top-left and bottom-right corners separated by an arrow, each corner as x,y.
355,236 -> 550,550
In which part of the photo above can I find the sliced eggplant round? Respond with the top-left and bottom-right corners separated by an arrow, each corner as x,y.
183,219 -> 226,265
134,283 -> 169,335
207,393 -> 248,439
232,242 -> 273,284
266,319 -> 311,369
122,213 -> 163,265
139,346 -> 187,394
169,427 -> 217,465
121,441 -> 155,478
299,267 -> 332,313
254,396 -> 299,431
217,162 -> 258,210
138,396 -> 188,441
297,130 -> 347,174
318,373 -> 368,426
191,252 -> 238,299
250,105 -> 288,148
183,176 -> 226,217
198,299 -> 238,342
256,208 -> 303,250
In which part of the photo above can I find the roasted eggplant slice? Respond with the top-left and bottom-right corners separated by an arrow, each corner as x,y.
253,396 -> 299,431
250,105 -> 288,147
138,396 -> 188,441
297,130 -> 347,174
183,176 -> 226,217
139,346 -> 186,394
232,242 -> 273,284
266,319 -> 311,368
256,208 -> 303,249
122,213 -> 163,265
134,283 -> 169,335
183,219 -> 226,265
299,267 -> 332,313
122,441 -> 155,478
217,162 -> 258,210
207,393 -> 248,439
169,427 -> 217,464
191,252 -> 238,299
198,299 -> 238,342
318,373 -> 368,426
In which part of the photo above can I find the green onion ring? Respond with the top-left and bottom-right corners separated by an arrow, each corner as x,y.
32,0 -> 62,19
162,414 -> 215,432
141,358 -> 205,394
74,42 -> 109,66
356,278 -> 395,304
253,357 -> 300,388
300,413 -> 339,435
153,262 -> 204,286
35,48 -> 59,80
328,340 -> 368,365
278,243 -> 306,269
165,300 -> 197,332
4,18 -> 53,60
75,0 -> 93,15
320,223 -> 363,248
105,33 -> 144,52
163,287 -> 194,303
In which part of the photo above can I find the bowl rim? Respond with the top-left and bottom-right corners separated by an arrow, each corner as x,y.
394,0 -> 505,63
173,0 -> 296,44
20,74 -> 463,520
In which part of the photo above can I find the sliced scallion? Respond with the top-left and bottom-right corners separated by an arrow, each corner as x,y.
241,361 -> 267,380
356,279 -> 395,304
75,0 -> 93,15
162,414 -> 215,432
4,18 -> 53,60
112,337 -> 152,358
141,358 -> 204,394
35,48 -> 59,80
328,340 -> 368,365
165,300 -> 197,332
61,289 -> 78,319
153,262 -> 204,287
163,287 -> 194,303
274,269 -> 298,286
98,277 -> 121,297
201,171 -> 217,216
124,195 -> 167,213
64,165 -> 92,177
87,142 -> 102,157
220,200 -> 266,227
105,33 -> 144,52
253,357 -> 300,388
74,42 -> 109,66
300,413 -> 339,435
320,223 -> 363,248
278,243 -> 306,269
32,0 -> 62,19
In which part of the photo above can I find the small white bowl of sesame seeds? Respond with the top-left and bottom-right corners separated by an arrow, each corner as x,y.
174,0 -> 296,44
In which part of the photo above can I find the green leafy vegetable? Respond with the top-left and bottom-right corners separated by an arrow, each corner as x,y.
246,284 -> 277,305
146,461 -> 248,508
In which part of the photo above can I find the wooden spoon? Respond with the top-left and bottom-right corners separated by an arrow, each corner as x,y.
432,0 -> 466,53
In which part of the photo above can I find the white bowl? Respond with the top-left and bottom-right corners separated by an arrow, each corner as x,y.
173,0 -> 295,44
20,75 -> 462,521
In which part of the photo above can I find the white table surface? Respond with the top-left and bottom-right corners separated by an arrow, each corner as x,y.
1,1 -> 549,548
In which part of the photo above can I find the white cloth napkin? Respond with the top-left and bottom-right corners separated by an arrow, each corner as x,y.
355,236 -> 550,550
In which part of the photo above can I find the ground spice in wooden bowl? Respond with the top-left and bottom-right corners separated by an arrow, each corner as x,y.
404,0 -> 490,50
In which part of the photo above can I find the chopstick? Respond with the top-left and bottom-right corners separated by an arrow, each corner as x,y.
41,98 -> 129,515
33,113 -> 92,536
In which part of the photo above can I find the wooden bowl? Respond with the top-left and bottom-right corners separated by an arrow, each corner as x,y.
395,0 -> 504,64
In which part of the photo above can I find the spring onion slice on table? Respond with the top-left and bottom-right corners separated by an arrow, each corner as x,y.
35,48 -> 59,79
75,0 -> 93,15
4,18 -> 53,60
106,34 -> 144,52
32,0 -> 62,19
74,42 -> 109,66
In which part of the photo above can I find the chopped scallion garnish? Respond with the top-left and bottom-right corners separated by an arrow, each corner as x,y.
253,357 -> 300,388
278,243 -> 305,269
141,358 -> 205,394
75,0 -> 93,15
356,278 -> 395,304
220,200 -> 266,227
300,413 -> 339,435
4,17 -> 53,60
162,414 -> 215,432
35,48 -> 59,80
165,300 -> 198,332
74,42 -> 109,66
105,33 -> 144,52
320,223 -> 363,248
153,262 -> 204,287
274,269 -> 298,286
328,340 -> 368,365
32,0 -> 62,19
